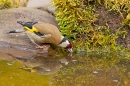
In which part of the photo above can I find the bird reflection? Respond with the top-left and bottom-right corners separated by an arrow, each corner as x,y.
15,52 -> 72,75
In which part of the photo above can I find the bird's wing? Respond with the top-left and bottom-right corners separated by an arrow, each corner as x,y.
32,25 -> 52,38
40,34 -> 52,38
17,21 -> 38,29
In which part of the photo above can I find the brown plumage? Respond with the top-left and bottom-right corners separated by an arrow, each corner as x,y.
30,22 -> 62,45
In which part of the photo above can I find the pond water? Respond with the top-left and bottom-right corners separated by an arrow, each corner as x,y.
0,50 -> 130,86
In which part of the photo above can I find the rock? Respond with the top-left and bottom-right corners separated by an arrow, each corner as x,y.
0,8 -> 58,59
26,0 -> 56,14
19,0 -> 27,7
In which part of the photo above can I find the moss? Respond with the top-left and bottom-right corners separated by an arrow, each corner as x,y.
0,0 -> 26,9
0,0 -> 12,9
52,0 -> 130,52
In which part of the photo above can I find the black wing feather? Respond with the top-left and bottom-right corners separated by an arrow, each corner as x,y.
17,21 -> 38,29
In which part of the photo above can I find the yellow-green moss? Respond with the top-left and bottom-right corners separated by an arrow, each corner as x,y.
0,0 -> 27,9
52,0 -> 130,52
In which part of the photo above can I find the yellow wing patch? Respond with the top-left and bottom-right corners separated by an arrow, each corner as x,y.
24,26 -> 38,33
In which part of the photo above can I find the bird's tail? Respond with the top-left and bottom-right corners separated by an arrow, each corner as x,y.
7,28 -> 25,34
7,21 -> 38,34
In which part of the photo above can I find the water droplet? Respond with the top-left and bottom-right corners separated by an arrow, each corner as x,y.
46,69 -> 51,72
113,80 -> 119,82
93,71 -> 98,74
7,63 -> 13,66
72,60 -> 77,62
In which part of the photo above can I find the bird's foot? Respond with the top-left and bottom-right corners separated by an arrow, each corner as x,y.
36,45 -> 47,49
36,45 -> 50,51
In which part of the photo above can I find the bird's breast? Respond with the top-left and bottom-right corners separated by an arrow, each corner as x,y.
26,31 -> 44,43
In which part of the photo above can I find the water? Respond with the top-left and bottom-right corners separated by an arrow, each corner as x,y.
0,50 -> 130,86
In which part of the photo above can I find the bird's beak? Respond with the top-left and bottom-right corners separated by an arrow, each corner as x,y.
68,48 -> 73,53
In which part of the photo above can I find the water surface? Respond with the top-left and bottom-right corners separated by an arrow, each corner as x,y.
0,50 -> 130,86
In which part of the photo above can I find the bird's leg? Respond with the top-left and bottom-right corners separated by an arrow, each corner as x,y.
35,44 -> 50,54
35,43 -> 47,49
32,41 -> 49,50
34,42 -> 50,51
28,36 -> 49,50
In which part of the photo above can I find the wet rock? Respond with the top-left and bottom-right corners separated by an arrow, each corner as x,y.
0,41 -> 36,60
0,8 -> 58,58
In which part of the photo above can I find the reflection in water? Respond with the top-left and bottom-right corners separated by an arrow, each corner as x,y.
1,47 -> 130,86
14,52 -> 72,75
50,52 -> 130,86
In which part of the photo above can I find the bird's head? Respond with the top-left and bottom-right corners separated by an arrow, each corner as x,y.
58,37 -> 73,53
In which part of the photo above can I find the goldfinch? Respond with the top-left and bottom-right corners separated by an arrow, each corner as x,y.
8,21 -> 73,52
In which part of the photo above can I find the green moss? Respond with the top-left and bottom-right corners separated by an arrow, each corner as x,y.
52,0 -> 130,52
0,0 -> 21,9
0,0 -> 11,9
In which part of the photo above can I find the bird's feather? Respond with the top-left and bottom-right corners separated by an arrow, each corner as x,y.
17,21 -> 38,29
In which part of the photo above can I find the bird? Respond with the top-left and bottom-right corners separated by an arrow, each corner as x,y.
8,21 -> 73,53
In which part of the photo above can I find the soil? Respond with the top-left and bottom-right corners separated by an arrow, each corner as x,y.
95,5 -> 129,47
